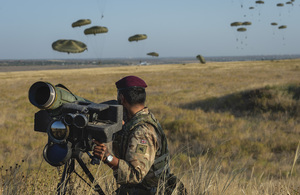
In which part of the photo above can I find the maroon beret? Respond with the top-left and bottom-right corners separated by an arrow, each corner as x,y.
115,76 -> 147,89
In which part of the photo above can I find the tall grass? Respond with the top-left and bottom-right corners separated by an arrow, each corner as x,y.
1,148 -> 299,194
0,59 -> 299,194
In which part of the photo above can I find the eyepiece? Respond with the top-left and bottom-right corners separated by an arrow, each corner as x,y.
29,82 -> 56,109
74,114 -> 88,128
43,143 -> 72,167
64,113 -> 75,126
48,120 -> 69,143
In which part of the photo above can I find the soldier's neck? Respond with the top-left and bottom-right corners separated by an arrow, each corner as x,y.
126,104 -> 145,120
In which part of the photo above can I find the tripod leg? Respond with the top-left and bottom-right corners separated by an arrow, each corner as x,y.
76,157 -> 106,195
57,159 -> 75,195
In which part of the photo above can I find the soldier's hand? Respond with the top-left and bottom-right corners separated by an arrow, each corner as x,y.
93,140 -> 108,162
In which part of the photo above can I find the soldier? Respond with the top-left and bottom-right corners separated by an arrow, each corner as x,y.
93,76 -> 184,195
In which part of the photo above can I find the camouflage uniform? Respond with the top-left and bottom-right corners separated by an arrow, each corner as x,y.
112,107 -> 170,195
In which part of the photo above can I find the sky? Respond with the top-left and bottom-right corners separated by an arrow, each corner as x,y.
0,0 -> 300,60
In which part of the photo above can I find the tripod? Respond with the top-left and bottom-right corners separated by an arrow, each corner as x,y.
57,153 -> 105,195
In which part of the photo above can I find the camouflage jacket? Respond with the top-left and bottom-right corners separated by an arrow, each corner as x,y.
112,107 -> 170,189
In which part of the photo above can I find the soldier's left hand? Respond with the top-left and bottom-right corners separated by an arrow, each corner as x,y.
93,140 -> 108,161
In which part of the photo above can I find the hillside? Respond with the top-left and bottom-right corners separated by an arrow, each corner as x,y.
0,59 -> 299,194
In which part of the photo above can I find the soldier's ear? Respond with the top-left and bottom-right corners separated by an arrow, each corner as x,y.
119,94 -> 126,105
117,91 -> 124,105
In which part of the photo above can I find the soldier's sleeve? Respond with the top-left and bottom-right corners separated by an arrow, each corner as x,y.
113,124 -> 159,185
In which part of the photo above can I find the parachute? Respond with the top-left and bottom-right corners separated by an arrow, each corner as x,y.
270,22 -> 279,35
94,0 -> 108,20
52,39 -> 87,54
278,25 -> 287,29
277,25 -> 288,41
147,52 -> 159,57
255,1 -> 264,4
231,21 -> 251,27
231,22 -> 243,27
237,27 -> 247,32
83,26 -> 109,62
230,22 -> 243,27
277,3 -> 284,7
72,19 -> 91,28
242,21 -> 252,26
84,26 -> 108,35
128,34 -> 147,42
196,55 -> 206,64
231,21 -> 248,47
128,34 -> 148,60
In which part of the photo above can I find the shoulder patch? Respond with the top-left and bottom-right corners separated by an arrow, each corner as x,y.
136,144 -> 147,154
140,139 -> 147,144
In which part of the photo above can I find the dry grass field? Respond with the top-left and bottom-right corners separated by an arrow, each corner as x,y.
0,59 -> 299,194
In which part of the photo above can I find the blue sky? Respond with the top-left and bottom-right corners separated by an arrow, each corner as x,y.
0,0 -> 299,59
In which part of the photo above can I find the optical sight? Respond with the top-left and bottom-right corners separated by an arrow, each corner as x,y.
28,81 -> 123,167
